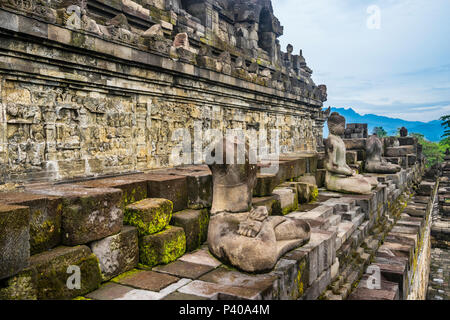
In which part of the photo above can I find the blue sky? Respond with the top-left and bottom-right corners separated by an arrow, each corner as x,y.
272,0 -> 450,122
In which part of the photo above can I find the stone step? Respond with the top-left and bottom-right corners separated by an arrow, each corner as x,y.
0,245 -> 102,300
341,207 -> 362,221
170,209 -> 209,252
138,226 -> 186,268
327,214 -> 342,227
90,226 -> 139,281
26,185 -> 123,246
125,198 -> 173,237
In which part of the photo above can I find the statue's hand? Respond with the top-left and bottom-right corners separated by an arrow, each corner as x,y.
238,220 -> 263,238
249,206 -> 269,222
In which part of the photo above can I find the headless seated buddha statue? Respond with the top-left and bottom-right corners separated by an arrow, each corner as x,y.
365,135 -> 401,174
207,136 -> 311,273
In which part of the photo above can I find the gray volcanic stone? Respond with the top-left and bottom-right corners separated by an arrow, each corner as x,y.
170,209 -> 209,252
0,192 -> 63,255
27,185 -> 123,246
0,204 -> 30,280
90,226 -> 139,281
27,245 -> 101,300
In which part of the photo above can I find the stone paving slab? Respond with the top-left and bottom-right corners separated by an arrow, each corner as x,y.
178,248 -> 222,268
153,260 -> 215,279
112,270 -> 179,291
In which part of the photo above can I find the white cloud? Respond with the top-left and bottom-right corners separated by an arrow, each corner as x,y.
272,0 -> 450,122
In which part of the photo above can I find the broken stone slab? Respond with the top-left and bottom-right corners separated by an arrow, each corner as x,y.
145,174 -> 188,212
177,280 -> 264,300
139,226 -> 186,268
170,209 -> 209,252
124,198 -> 173,236
199,266 -> 278,300
77,176 -> 148,207
27,245 -> 101,300
89,226 -> 139,281
111,269 -> 179,292
0,192 -> 63,255
153,260 -> 215,280
0,204 -> 30,280
27,185 -> 123,246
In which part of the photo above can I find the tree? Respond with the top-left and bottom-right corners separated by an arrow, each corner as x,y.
373,127 -> 387,137
411,133 -> 444,168
440,115 -> 450,139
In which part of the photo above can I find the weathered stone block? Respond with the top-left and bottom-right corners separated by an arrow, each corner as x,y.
124,198 -> 173,236
170,209 -> 209,252
139,226 -> 186,267
346,151 -> 358,165
77,176 -> 148,207
89,226 -> 139,281
27,186 -> 123,246
146,174 -> 188,212
27,245 -> 101,300
0,204 -> 30,280
297,182 -> 319,204
272,188 -> 298,215
252,195 -> 282,216
167,168 -> 213,209
254,173 -> 278,197
0,192 -> 62,255
385,146 -> 415,157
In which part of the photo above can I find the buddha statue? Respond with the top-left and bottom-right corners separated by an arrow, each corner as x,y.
207,136 -> 311,273
324,112 -> 377,194
365,134 -> 401,174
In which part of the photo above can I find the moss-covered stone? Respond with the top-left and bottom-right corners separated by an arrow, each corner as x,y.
170,209 -> 209,252
0,269 -> 37,300
124,198 -> 173,236
28,185 -> 123,246
27,245 -> 102,300
0,192 -> 63,255
139,226 -> 186,268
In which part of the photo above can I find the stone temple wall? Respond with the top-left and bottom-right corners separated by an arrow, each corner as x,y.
0,0 -> 328,184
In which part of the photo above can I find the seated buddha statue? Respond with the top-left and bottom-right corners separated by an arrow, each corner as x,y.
365,134 -> 401,174
207,136 -> 311,273
324,112 -> 377,194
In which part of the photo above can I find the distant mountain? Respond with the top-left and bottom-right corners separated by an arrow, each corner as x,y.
325,107 -> 444,142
